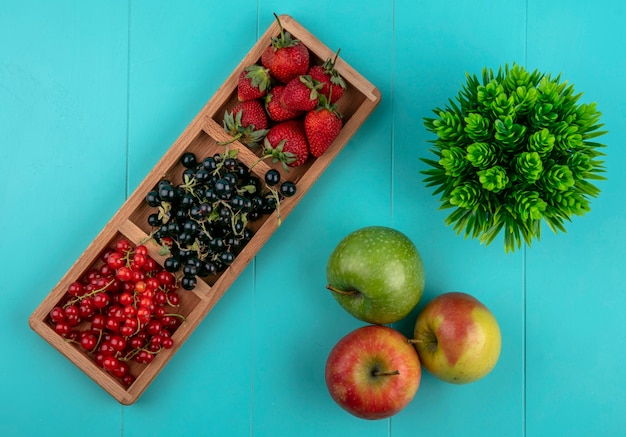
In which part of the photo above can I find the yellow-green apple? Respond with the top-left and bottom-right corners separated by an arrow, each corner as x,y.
326,226 -> 425,324
412,292 -> 501,384
325,325 -> 422,420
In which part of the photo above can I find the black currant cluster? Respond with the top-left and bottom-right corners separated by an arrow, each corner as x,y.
145,149 -> 296,290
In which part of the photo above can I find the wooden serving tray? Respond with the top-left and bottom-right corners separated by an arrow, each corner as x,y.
28,14 -> 381,405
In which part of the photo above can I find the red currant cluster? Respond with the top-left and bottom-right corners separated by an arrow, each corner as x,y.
48,238 -> 185,386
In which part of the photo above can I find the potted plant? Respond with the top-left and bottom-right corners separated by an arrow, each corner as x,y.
421,63 -> 607,252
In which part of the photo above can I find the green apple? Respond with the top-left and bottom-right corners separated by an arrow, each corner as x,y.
412,292 -> 501,384
326,226 -> 425,324
325,325 -> 422,420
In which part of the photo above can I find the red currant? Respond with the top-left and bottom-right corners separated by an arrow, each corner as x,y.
129,335 -> 146,349
131,269 -> 145,283
94,352 -> 107,367
119,323 -> 135,337
80,332 -> 98,351
115,238 -> 132,254
67,282 -> 84,297
135,350 -> 154,364
107,252 -> 124,269
54,322 -> 71,337
110,361 -> 130,378
105,317 -> 120,333
142,257 -> 157,272
99,341 -> 116,355
146,320 -> 163,336
136,307 -> 151,324
49,306 -> 66,324
91,314 -> 107,331
132,253 -> 147,269
102,355 -> 120,372
135,245 -> 148,257
156,271 -> 175,286
109,335 -> 127,352
121,374 -> 135,387
134,280 -> 147,294
93,292 -> 110,309
167,292 -> 180,307
116,266 -> 133,282
161,337 -> 174,349
145,277 -> 159,292
64,305 -> 81,326
118,291 -> 134,307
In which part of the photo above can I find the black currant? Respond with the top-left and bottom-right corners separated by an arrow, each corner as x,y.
189,205 -> 203,219
181,275 -> 197,291
183,220 -> 199,235
199,202 -> 212,216
147,213 -> 161,227
164,256 -> 181,273
220,251 -> 235,265
202,156 -> 217,171
202,261 -> 217,276
280,181 -> 297,197
182,263 -> 198,277
146,190 -> 161,207
223,172 -> 237,186
215,178 -> 233,198
195,168 -> 210,183
264,169 -> 281,186
223,157 -> 237,170
183,168 -> 195,182
230,195 -> 245,211
180,152 -> 197,168
180,193 -> 195,209
158,183 -> 177,201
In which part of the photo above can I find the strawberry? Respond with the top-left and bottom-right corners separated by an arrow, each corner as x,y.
265,85 -> 303,122
308,49 -> 346,103
304,95 -> 343,157
261,120 -> 309,169
237,64 -> 272,102
221,99 -> 269,147
261,14 -> 309,84
280,75 -> 322,112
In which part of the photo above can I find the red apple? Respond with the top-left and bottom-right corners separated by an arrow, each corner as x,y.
412,292 -> 501,384
324,325 -> 421,420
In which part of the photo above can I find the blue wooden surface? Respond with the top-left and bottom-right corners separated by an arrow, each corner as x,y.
2,1 -> 625,436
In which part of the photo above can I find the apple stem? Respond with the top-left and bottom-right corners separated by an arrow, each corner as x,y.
326,284 -> 358,296
407,339 -> 424,344
372,370 -> 400,377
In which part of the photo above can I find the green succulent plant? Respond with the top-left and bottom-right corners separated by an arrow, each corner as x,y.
421,63 -> 606,252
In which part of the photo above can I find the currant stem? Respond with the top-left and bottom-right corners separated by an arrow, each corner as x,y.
65,279 -> 116,307
326,285 -> 359,296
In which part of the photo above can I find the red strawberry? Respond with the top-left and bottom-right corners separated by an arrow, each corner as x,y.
221,99 -> 269,147
281,75 -> 322,112
308,49 -> 346,103
262,120 -> 309,168
261,14 -> 309,84
304,96 -> 343,157
265,85 -> 303,122
237,64 -> 272,102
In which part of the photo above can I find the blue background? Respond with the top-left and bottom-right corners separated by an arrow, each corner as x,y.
2,1 -> 625,436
